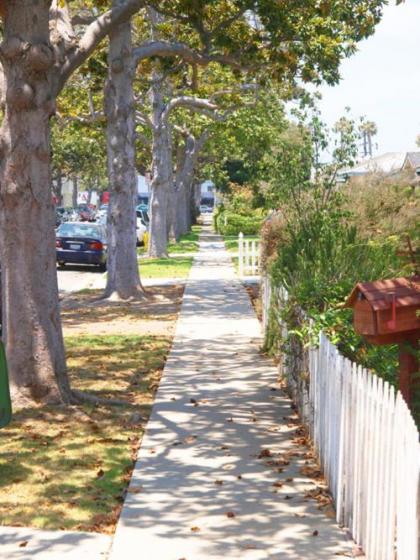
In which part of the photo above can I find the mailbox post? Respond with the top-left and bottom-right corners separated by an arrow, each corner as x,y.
345,276 -> 420,404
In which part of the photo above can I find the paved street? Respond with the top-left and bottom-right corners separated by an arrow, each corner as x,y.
57,266 -> 105,293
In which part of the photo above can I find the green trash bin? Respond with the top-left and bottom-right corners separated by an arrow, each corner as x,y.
0,341 -> 12,428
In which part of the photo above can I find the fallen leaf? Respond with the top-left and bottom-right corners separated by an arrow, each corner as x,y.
258,449 -> 272,459
18,541 -> 28,548
312,530 -> 319,537
272,482 -> 283,488
127,486 -> 143,494
183,435 -> 197,444
96,469 -> 105,479
190,526 -> 201,532
214,480 -> 224,486
226,511 -> 236,518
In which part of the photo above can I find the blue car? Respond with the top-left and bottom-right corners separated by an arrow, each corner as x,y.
56,222 -> 107,271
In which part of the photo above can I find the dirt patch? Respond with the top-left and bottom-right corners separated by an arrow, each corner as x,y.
61,285 -> 184,337
244,283 -> 262,322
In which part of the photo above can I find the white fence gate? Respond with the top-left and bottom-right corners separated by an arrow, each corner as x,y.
238,232 -> 260,276
262,276 -> 420,560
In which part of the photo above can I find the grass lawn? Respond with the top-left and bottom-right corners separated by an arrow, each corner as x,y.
139,256 -> 194,279
0,287 -> 182,533
138,225 -> 202,256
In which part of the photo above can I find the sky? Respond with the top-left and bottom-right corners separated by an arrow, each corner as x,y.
317,0 -> 420,155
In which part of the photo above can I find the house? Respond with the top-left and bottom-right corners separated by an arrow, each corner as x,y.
200,180 -> 215,207
338,151 -> 420,181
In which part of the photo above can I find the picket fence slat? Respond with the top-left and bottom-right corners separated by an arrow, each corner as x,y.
262,275 -> 419,560
237,232 -> 260,276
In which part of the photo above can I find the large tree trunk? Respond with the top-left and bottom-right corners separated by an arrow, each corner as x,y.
103,4 -> 143,300
148,69 -> 173,258
0,1 -> 72,405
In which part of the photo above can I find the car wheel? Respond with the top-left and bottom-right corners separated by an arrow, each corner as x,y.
98,262 -> 107,272
57,261 -> 65,269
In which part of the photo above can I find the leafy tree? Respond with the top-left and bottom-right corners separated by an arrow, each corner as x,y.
0,0 -> 387,405
359,118 -> 378,157
0,0 -> 145,406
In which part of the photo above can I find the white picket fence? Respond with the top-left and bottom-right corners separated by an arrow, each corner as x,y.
238,232 -> 260,276
262,276 -> 420,560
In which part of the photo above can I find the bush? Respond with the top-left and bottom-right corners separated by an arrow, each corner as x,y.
264,191 -> 412,387
216,210 -> 263,236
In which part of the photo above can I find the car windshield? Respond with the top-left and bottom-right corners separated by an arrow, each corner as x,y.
57,224 -> 102,238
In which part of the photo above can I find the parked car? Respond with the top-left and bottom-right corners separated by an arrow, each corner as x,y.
97,213 -> 146,246
136,218 -> 147,246
199,204 -> 213,214
56,207 -> 74,226
96,204 -> 108,221
136,207 -> 149,226
56,222 -> 107,271
77,204 -> 96,222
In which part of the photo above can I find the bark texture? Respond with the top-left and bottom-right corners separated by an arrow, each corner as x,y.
0,1 -> 70,404
148,68 -> 173,258
72,176 -> 78,207
103,5 -> 143,299
175,131 -> 208,237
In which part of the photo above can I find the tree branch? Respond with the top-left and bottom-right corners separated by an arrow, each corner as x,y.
135,110 -> 153,129
132,40 -> 241,68
71,14 -> 97,26
163,96 -> 218,122
57,0 -> 145,93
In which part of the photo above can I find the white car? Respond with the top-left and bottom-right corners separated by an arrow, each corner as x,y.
136,218 -> 147,245
96,214 -> 147,246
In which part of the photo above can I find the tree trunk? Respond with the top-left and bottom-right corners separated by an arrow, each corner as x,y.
175,131 -> 208,236
167,180 -> 178,242
0,2 -> 72,405
190,182 -> 201,225
175,135 -> 196,237
53,171 -> 63,206
148,69 -> 172,258
72,176 -> 78,207
103,5 -> 143,299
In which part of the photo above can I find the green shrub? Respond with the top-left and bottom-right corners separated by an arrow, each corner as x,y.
216,211 -> 263,236
265,195 -> 411,387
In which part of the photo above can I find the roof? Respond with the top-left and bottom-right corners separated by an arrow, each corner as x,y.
345,276 -> 420,311
340,152 -> 407,177
405,152 -> 420,169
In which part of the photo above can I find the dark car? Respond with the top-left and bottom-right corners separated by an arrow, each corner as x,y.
56,222 -> 107,271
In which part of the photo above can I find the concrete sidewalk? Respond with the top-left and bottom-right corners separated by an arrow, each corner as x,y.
0,527 -> 111,559
109,225 -> 354,559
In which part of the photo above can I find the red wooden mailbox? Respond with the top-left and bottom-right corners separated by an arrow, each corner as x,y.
345,276 -> 420,404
